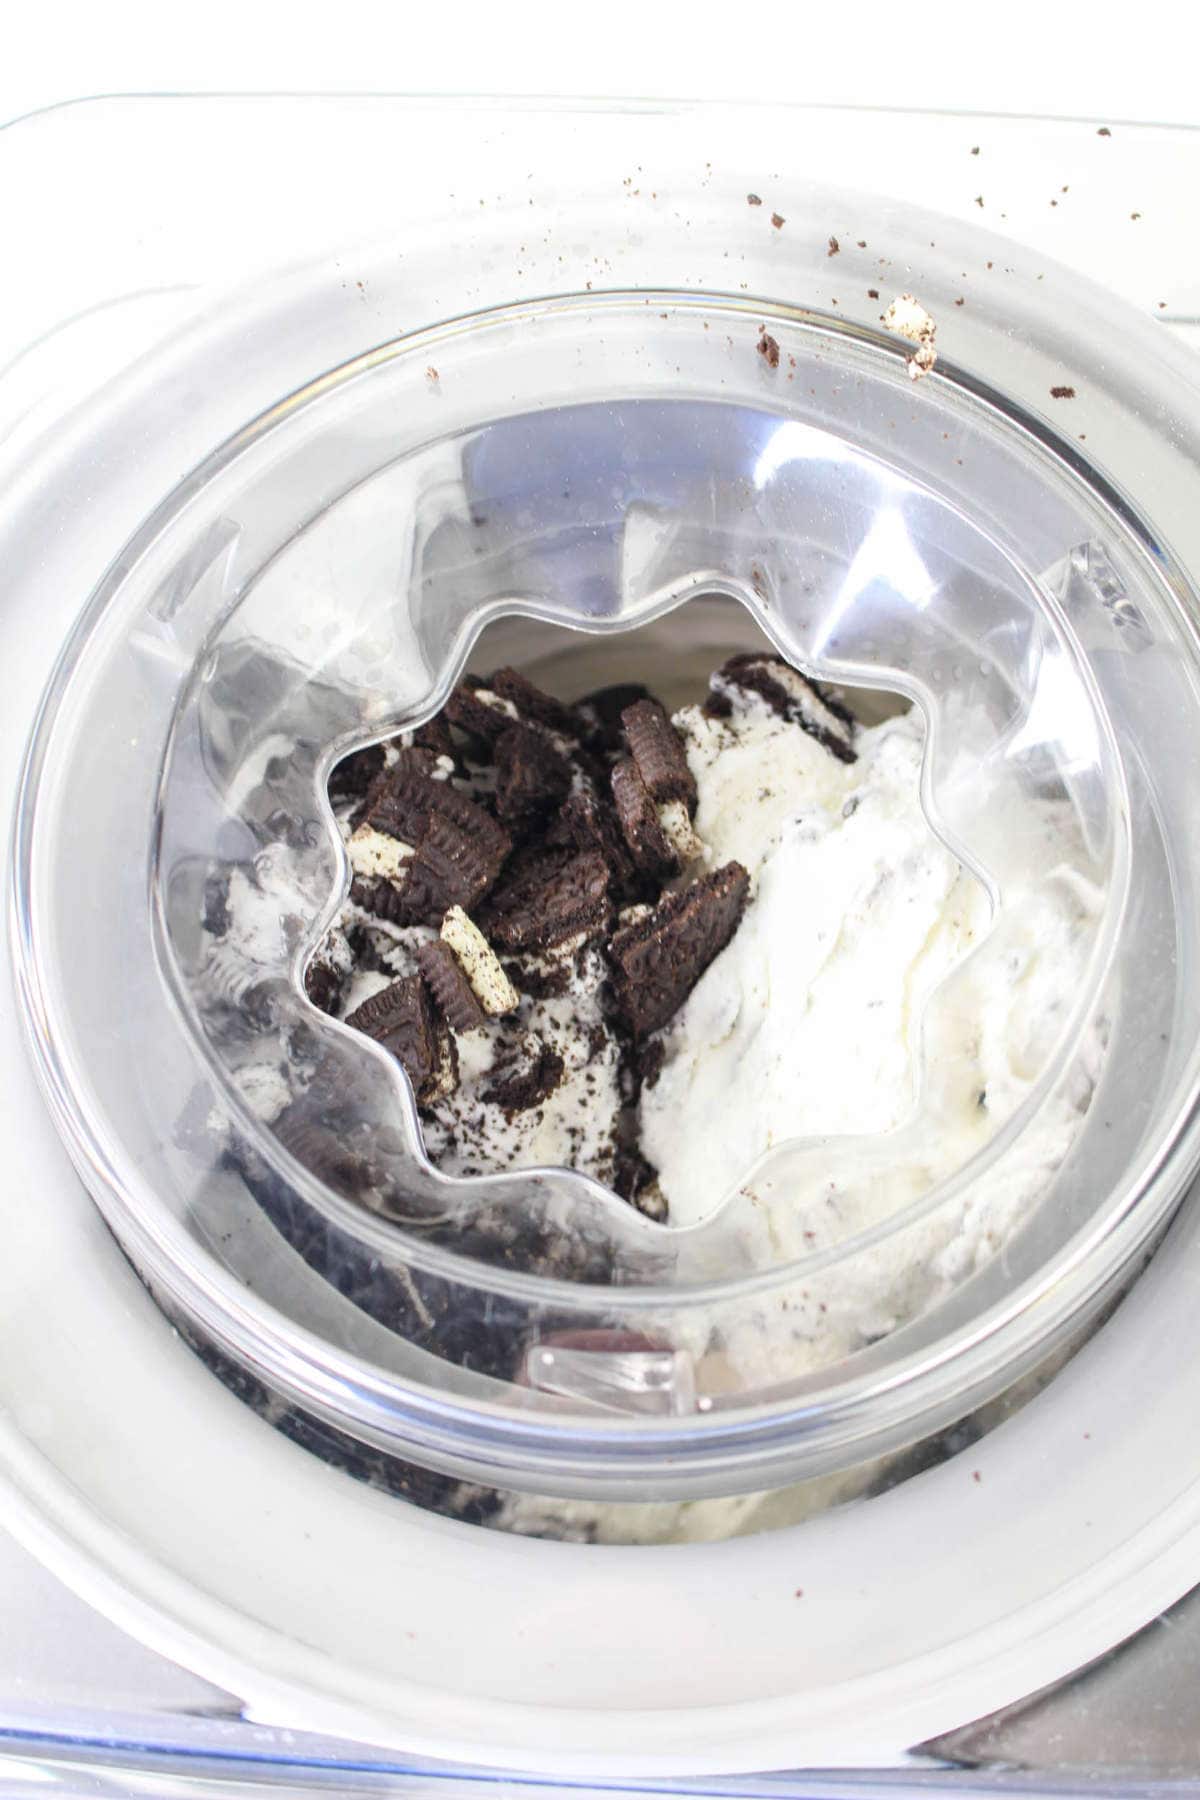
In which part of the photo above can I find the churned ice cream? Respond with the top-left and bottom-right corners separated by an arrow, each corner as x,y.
202,642 -> 1105,1541
288,648 -> 1100,1252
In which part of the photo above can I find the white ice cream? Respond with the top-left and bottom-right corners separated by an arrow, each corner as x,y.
499,686 -> 1105,1544
642,700 -> 991,1225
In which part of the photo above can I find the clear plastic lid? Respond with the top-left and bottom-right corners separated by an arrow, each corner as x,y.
13,204 -> 1200,1505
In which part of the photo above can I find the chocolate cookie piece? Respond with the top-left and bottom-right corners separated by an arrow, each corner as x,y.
711,653 -> 857,763
415,940 -> 487,1033
344,976 -> 457,1104
493,723 -> 571,833
498,951 -> 573,999
202,872 -> 231,938
612,1145 -> 665,1217
407,711 -> 458,765
547,788 -> 636,891
349,874 -> 411,924
354,757 -> 511,925
609,861 -> 750,1037
483,846 -> 612,952
611,758 -> 677,878
489,667 -> 579,739
328,742 -> 388,807
364,751 -> 504,857
621,697 -> 697,809
444,675 -> 520,746
483,1038 -> 566,1115
397,810 -> 509,926
273,1107 -> 381,1198
572,682 -> 653,760
304,953 -> 344,1016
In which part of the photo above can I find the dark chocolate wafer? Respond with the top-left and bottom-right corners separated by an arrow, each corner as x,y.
364,752 -> 508,864
493,723 -> 571,832
407,711 -> 458,765
482,846 -> 612,952
444,675 -> 519,746
611,758 -> 677,878
621,697 -> 697,809
303,949 -> 345,1016
328,742 -> 388,807
571,682 -> 652,759
489,667 -> 579,739
547,788 -> 635,891
397,810 -> 508,926
483,1038 -> 566,1114
415,940 -> 487,1033
609,861 -> 750,1037
344,976 -> 457,1103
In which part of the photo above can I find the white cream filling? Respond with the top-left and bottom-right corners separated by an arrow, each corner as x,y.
347,825 -> 414,884
441,907 -> 520,1016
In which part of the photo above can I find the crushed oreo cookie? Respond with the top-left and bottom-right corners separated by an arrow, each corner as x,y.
494,723 -> 571,832
415,939 -> 487,1033
483,846 -> 613,952
345,976 -> 456,1104
483,1037 -> 566,1115
611,757 -> 679,878
609,862 -> 751,1038
270,650 -> 854,1225
622,697 -> 697,809
709,652 -> 857,764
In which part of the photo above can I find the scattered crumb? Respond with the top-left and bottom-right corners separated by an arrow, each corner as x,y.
1050,385 -> 1076,399
1098,126 -> 1111,137
771,212 -> 785,229
1159,301 -> 1167,309
757,328 -> 781,369
1131,211 -> 1142,220
794,1587 -> 804,1598
972,1470 -> 982,1484
867,286 -> 880,299
856,238 -> 866,248
954,297 -> 965,306
827,234 -> 840,256
974,195 -> 984,207
748,192 -> 762,206
426,366 -> 440,383
970,145 -> 980,156
883,293 -> 937,379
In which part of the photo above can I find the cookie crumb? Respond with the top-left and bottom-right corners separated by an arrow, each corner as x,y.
771,212 -> 785,230
827,234 -> 839,256
1050,385 -> 1076,399
883,293 -> 937,380
1097,126 -> 1111,137
757,328 -> 781,369
747,193 -> 762,206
